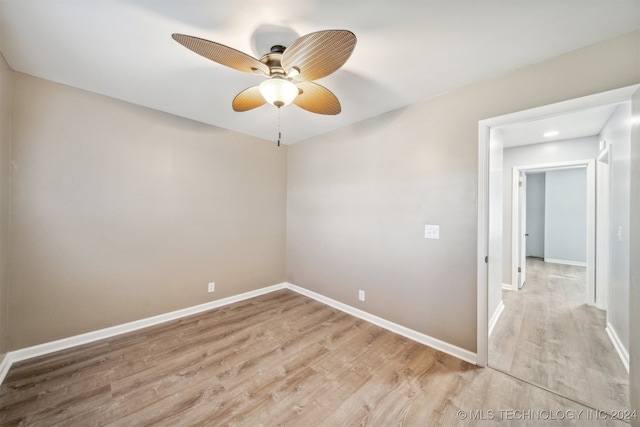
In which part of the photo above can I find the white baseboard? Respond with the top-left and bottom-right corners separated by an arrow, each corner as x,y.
0,283 -> 287,384
488,300 -> 505,337
502,283 -> 513,291
0,353 -> 11,385
544,258 -> 587,267
0,281 -> 478,385
606,322 -> 630,373
286,283 -> 477,365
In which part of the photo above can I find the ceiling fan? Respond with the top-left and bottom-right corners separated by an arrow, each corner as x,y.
172,30 -> 356,115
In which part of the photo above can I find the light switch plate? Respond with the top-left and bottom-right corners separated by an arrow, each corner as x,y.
424,224 -> 440,239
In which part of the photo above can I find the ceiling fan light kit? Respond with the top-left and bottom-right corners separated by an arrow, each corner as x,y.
172,29 -> 356,115
259,77 -> 299,108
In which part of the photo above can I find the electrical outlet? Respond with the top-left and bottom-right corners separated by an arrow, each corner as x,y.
424,224 -> 440,239
208,282 -> 215,293
358,290 -> 365,302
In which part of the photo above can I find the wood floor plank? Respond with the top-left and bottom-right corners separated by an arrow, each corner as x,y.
0,288 -> 631,426
489,257 -> 630,413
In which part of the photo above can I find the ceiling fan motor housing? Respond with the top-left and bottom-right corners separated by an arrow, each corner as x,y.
260,48 -> 288,77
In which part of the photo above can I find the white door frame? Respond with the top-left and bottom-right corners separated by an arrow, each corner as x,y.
516,171 -> 527,289
510,161 -> 595,305
596,145 -> 611,311
476,84 -> 639,367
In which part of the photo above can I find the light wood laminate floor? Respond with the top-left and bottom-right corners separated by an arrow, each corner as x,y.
489,257 -> 629,412
1,289 -> 630,426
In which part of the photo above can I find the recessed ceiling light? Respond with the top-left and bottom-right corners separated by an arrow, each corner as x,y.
543,130 -> 559,138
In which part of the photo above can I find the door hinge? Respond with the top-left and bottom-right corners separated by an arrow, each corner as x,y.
518,267 -> 522,273
485,256 -> 488,263
519,181 -> 523,187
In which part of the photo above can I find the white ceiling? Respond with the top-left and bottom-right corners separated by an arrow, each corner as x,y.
498,103 -> 622,148
0,1 -> 639,144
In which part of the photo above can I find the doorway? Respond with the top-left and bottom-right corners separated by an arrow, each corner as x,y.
511,161 -> 595,305
477,84 -> 638,412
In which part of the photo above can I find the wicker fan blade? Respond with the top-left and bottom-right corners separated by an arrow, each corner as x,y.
232,86 -> 266,112
293,81 -> 341,115
172,34 -> 269,75
281,30 -> 356,82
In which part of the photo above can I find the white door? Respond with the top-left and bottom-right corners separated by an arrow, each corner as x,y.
518,171 -> 527,289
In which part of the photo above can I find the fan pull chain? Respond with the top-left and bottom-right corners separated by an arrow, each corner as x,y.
277,107 -> 282,147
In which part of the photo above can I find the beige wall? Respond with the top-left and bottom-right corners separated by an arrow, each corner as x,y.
8,73 -> 287,350
0,53 -> 11,354
286,31 -> 640,352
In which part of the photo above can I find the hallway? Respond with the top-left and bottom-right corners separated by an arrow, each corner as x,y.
489,257 -> 629,411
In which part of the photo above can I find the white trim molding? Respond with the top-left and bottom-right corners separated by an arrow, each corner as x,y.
488,300 -> 505,337
502,283 -> 513,291
544,258 -> 587,267
286,283 -> 477,365
0,354 -> 11,385
606,322 -> 630,373
0,283 -> 287,384
0,282 -> 478,385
